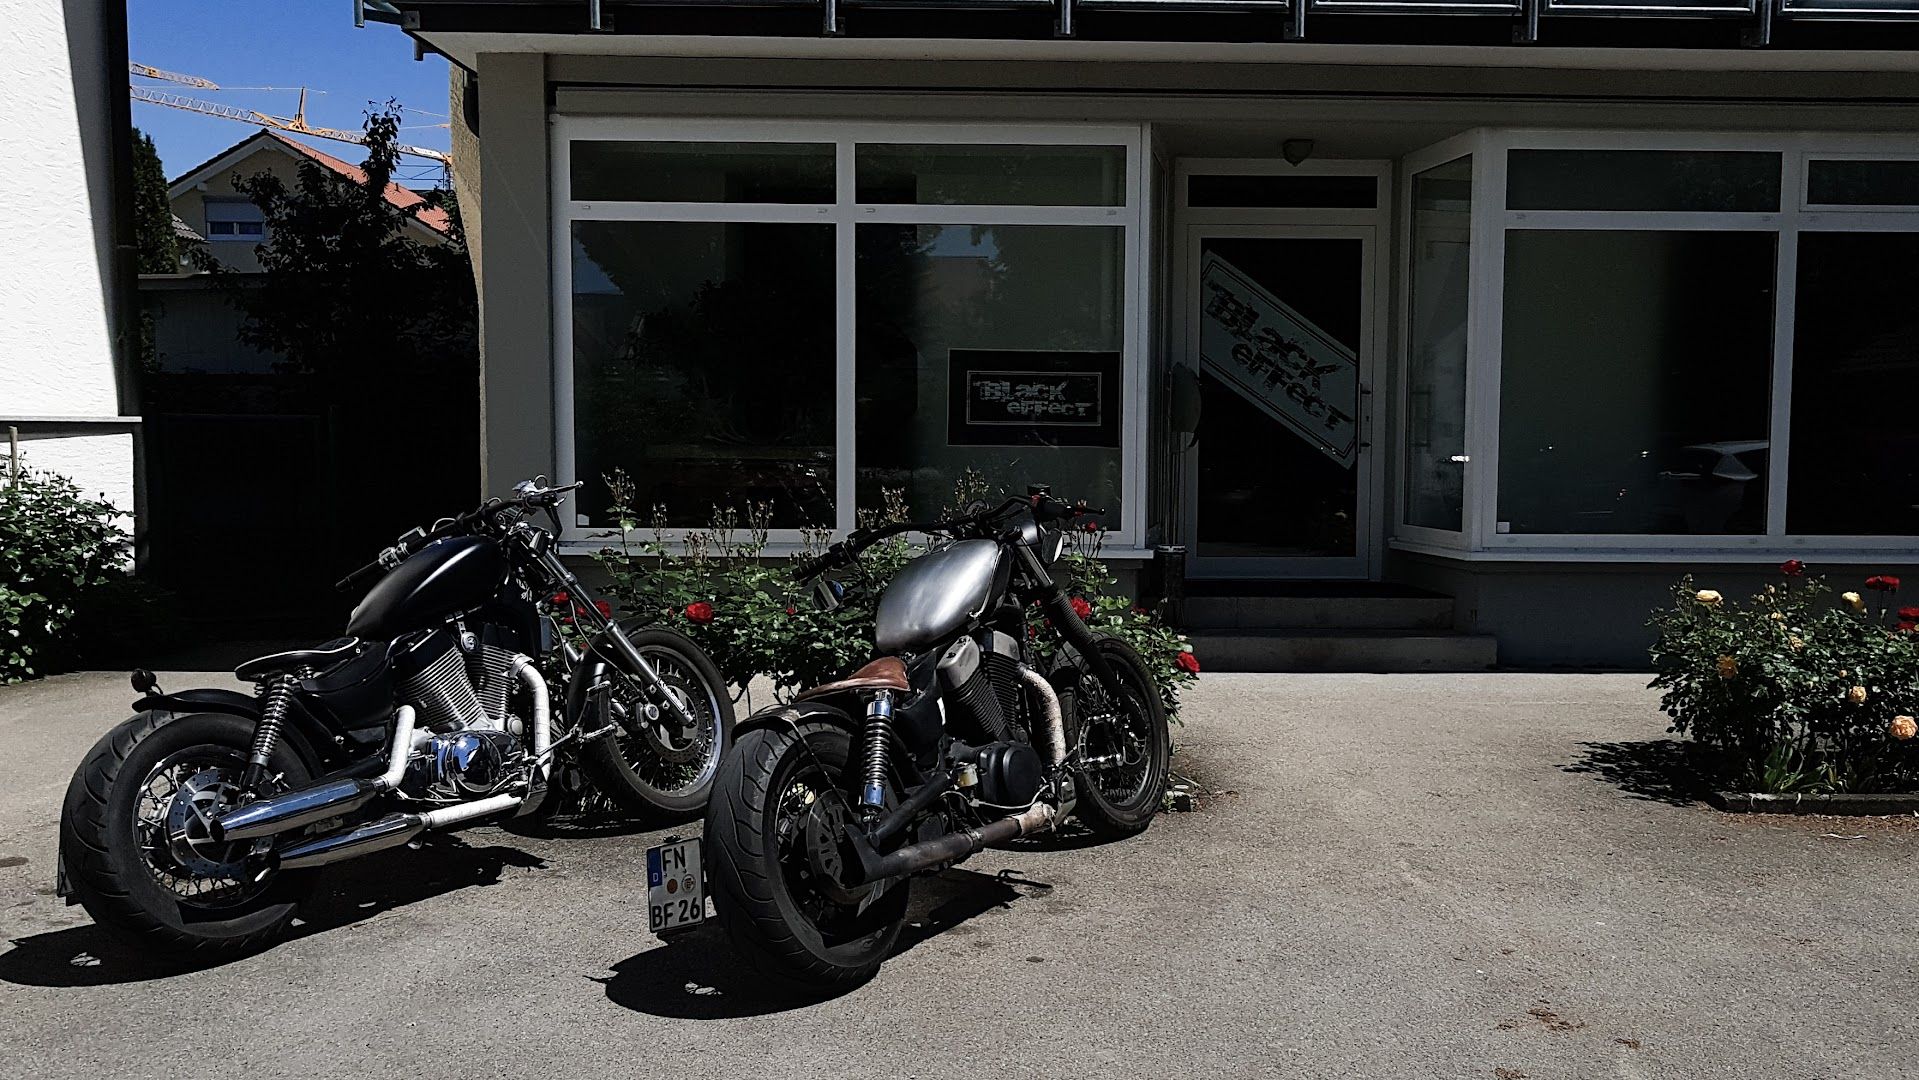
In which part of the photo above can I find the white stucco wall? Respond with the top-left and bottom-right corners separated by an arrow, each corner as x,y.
0,0 -> 135,516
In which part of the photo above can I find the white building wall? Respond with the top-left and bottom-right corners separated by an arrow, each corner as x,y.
0,0 -> 135,515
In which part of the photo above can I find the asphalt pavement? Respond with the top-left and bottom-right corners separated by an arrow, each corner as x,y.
1,671 -> 1914,1080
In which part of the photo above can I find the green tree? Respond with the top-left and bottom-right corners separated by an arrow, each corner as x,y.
131,128 -> 177,274
191,109 -> 479,567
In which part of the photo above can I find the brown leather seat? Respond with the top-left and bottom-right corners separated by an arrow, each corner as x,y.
795,656 -> 909,701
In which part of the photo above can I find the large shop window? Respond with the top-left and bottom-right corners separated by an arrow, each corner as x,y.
1498,230 -> 1776,535
856,224 -> 1126,520
571,221 -> 837,528
1787,232 -> 1919,536
1404,156 -> 1473,533
560,126 -> 1138,541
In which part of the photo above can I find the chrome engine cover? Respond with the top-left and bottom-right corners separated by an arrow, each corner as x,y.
406,729 -> 525,800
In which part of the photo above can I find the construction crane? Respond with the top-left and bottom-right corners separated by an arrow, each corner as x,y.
130,66 -> 450,165
128,62 -> 217,89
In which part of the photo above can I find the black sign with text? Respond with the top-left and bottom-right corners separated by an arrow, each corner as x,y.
947,350 -> 1122,448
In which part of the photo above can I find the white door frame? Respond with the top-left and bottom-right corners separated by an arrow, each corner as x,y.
1171,159 -> 1393,579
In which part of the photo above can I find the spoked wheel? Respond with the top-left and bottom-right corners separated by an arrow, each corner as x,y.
578,626 -> 736,820
1061,636 -> 1172,839
60,711 -> 313,961
705,721 -> 909,993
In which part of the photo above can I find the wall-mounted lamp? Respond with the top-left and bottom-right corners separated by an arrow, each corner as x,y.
1281,139 -> 1315,166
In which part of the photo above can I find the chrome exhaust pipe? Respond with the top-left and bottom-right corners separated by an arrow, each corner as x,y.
274,792 -> 522,871
213,706 -> 417,842
276,813 -> 425,870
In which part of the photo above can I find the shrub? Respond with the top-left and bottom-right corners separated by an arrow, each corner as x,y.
589,471 -> 1197,717
0,468 -> 133,682
1648,564 -> 1919,794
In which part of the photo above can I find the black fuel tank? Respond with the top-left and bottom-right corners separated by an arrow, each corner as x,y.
346,535 -> 509,641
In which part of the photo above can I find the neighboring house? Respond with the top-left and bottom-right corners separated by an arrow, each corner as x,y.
360,0 -> 1919,668
0,0 -> 138,522
167,129 -> 450,273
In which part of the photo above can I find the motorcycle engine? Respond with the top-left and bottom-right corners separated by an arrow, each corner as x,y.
393,629 -> 529,800
407,729 -> 525,800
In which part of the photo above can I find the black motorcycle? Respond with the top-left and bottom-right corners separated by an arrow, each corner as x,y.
700,486 -> 1170,991
57,479 -> 734,959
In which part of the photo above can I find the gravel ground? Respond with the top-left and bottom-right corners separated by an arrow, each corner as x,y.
1,670 -> 1914,1080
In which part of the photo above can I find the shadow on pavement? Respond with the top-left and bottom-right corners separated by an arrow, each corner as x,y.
599,867 -> 1044,1019
0,836 -> 544,988
1562,739 -> 1717,806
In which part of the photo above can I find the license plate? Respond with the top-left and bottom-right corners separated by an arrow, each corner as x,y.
646,838 -> 705,934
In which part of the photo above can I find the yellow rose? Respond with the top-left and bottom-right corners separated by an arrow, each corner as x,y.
1695,589 -> 1724,607
1891,715 -> 1917,741
1770,611 -> 1786,622
1789,635 -> 1806,651
1716,655 -> 1738,678
1848,685 -> 1869,705
1843,591 -> 1865,612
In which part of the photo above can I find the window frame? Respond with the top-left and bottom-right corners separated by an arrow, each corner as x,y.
202,198 -> 266,241
1392,128 -> 1919,561
550,117 -> 1147,550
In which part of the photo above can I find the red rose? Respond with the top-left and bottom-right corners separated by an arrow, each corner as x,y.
593,599 -> 612,618
785,606 -> 797,616
1780,560 -> 1805,577
1899,606 -> 1919,621
684,601 -> 715,625
1901,621 -> 1918,633
550,590 -> 570,606
1866,575 -> 1901,592
1175,651 -> 1200,675
1069,596 -> 1093,619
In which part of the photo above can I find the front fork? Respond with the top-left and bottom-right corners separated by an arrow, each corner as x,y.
535,548 -> 700,730
1014,544 -> 1123,696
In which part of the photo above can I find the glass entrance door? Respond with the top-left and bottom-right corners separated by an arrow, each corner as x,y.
1181,225 -> 1378,577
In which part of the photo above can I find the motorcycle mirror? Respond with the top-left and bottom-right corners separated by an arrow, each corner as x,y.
811,576 -> 844,613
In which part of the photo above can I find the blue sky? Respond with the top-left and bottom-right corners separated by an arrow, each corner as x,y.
128,1 -> 450,185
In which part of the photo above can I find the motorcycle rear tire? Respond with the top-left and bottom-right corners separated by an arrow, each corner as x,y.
60,711 -> 313,963
704,720 -> 909,993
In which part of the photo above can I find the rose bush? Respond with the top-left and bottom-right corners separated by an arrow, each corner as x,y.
0,466 -> 167,682
589,470 -> 1197,717
1649,563 -> 1919,794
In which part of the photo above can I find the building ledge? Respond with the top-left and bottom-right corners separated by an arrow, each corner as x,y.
1391,537 -> 1917,566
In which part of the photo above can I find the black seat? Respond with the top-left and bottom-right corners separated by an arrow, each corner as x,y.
235,638 -> 362,682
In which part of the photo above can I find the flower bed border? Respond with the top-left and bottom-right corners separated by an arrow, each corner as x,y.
1707,790 -> 1919,815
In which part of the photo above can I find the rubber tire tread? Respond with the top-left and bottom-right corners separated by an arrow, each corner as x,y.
703,721 -> 905,994
58,711 -> 311,963
577,625 -> 737,821
1070,635 -> 1173,840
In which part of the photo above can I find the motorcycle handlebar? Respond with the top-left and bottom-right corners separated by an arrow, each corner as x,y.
334,479 -> 584,593
787,490 -> 1100,582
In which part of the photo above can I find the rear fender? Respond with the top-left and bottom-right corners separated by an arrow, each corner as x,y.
738,700 -> 929,791
735,699 -> 860,740
132,689 -> 329,773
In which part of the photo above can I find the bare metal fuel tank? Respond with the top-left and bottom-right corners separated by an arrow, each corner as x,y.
873,540 -> 1003,655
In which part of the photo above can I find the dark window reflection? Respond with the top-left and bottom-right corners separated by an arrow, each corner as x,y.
1498,230 -> 1775,535
571,220 -> 835,527
1507,150 -> 1781,213
1194,236 -> 1362,559
855,224 -> 1124,520
1787,232 -> 1919,535
570,142 -> 834,203
1807,160 -> 1919,207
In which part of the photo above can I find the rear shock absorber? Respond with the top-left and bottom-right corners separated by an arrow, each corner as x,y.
243,673 -> 299,791
859,689 -> 896,818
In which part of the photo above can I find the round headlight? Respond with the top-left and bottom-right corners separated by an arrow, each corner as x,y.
1043,528 -> 1066,565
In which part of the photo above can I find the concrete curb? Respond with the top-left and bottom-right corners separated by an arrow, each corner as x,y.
1709,790 -> 1919,816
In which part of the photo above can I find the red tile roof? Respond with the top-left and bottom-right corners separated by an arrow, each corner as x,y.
264,131 -> 451,236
